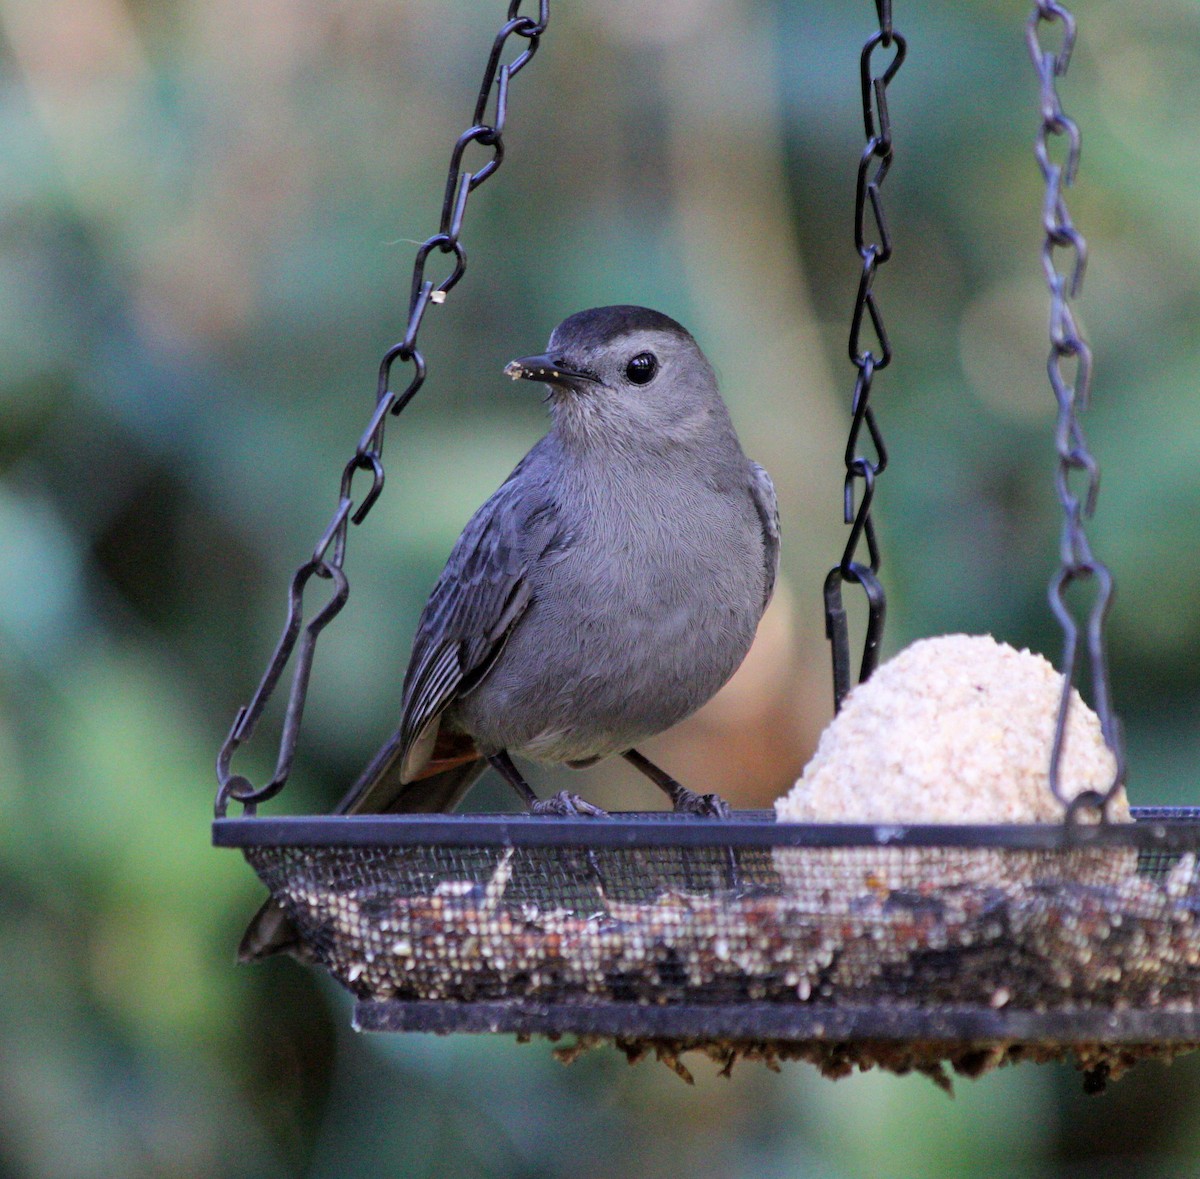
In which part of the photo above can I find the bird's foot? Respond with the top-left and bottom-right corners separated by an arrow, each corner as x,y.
671,788 -> 732,819
531,791 -> 609,818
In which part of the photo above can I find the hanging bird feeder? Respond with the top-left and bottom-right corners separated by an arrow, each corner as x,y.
213,0 -> 1200,1091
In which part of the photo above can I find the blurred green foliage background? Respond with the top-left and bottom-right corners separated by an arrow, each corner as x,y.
3,0 -> 1200,1175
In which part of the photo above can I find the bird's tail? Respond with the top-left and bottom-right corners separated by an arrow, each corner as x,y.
332,724 -> 483,817
236,754 -> 488,962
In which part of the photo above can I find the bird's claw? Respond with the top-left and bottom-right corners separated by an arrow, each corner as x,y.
531,791 -> 609,818
672,789 -> 732,819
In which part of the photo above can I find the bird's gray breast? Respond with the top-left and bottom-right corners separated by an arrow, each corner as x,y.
448,458 -> 767,763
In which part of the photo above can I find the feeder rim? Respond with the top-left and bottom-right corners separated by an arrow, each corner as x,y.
213,807 -> 1200,851
350,998 -> 1200,1045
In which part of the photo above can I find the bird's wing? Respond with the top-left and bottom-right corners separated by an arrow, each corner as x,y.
397,451 -> 572,780
748,461 -> 781,611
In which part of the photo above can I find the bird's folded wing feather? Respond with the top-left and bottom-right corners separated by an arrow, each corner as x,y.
398,452 -> 572,779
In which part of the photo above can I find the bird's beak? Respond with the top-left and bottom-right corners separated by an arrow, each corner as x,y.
504,353 -> 596,387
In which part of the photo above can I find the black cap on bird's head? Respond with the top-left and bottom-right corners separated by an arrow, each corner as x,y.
551,305 -> 693,349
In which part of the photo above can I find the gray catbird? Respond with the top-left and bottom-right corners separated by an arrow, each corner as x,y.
239,305 -> 779,960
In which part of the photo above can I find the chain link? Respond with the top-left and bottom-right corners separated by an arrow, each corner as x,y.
215,0 -> 550,818
824,3 -> 905,713
1027,1 -> 1126,819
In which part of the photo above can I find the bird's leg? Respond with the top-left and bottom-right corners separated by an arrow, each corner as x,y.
487,751 -> 608,817
487,750 -> 538,806
623,749 -> 732,818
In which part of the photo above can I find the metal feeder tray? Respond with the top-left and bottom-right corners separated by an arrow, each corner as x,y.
216,806 -> 1200,1088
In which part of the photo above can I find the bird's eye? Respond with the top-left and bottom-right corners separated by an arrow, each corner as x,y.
625,352 -> 658,385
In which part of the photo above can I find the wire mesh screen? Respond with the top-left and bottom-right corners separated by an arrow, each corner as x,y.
237,816 -> 1200,1015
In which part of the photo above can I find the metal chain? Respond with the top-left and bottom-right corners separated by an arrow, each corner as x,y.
824,0 -> 905,713
1027,1 -> 1126,818
215,0 -> 550,818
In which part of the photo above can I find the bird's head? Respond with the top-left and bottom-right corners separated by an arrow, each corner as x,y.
504,305 -> 729,450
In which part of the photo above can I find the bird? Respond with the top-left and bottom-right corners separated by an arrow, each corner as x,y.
239,304 -> 779,961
